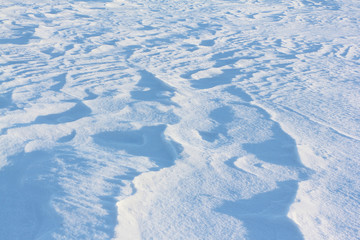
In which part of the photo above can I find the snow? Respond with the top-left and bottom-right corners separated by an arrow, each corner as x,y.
0,0 -> 359,239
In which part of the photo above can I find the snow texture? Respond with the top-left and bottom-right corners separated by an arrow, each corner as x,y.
0,0 -> 359,239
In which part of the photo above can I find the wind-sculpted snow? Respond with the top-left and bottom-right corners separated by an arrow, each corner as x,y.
1,0 -> 360,239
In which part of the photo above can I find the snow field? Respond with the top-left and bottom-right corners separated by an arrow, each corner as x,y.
0,0 -> 359,239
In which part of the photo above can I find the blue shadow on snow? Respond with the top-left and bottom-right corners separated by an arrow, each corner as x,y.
93,125 -> 183,169
0,151 -> 61,240
216,181 -> 304,240
131,70 -> 177,106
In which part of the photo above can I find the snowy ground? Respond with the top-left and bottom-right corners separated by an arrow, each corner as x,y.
0,0 -> 359,239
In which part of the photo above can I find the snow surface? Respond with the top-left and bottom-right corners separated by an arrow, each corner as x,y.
0,0 -> 359,239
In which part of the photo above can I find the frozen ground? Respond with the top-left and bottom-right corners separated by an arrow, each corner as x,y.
0,0 -> 359,239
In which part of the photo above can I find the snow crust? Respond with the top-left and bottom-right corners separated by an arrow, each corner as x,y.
0,0 -> 359,239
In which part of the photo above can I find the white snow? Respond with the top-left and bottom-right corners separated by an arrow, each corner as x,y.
0,0 -> 359,239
